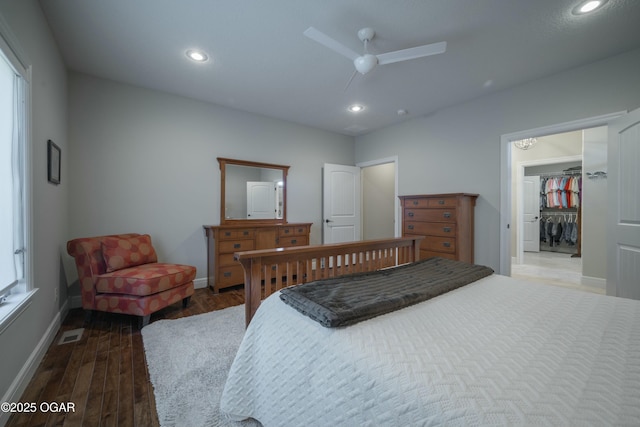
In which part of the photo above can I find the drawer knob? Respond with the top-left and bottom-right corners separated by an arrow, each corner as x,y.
243,231 -> 249,236
291,239 -> 297,244
438,200 -> 445,205
412,200 -> 419,205
443,227 -> 451,233
442,242 -> 451,248
443,212 -> 451,218
234,243 -> 241,249
408,225 -> 414,230
284,229 -> 290,233
224,232 -> 231,237
223,272 -> 232,277
408,212 -> 414,217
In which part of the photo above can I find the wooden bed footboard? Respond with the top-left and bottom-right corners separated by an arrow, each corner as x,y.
234,236 -> 424,326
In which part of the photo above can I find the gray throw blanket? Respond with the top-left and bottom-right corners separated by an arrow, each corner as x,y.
279,257 -> 494,327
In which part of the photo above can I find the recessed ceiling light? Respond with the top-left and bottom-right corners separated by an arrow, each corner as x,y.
572,0 -> 608,15
186,49 -> 209,62
348,104 -> 364,113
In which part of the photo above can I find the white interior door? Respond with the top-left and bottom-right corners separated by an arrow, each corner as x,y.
323,163 -> 361,244
607,108 -> 640,299
523,175 -> 541,252
246,181 -> 275,219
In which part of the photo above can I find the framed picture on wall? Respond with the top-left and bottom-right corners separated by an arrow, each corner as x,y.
47,139 -> 61,185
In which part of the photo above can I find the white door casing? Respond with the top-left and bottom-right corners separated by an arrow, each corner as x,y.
501,112 -> 624,276
323,163 -> 361,244
607,108 -> 640,299
522,175 -> 541,252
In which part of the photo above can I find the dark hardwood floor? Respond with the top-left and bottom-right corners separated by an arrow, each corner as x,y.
6,287 -> 245,427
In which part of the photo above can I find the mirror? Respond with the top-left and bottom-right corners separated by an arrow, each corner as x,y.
218,158 -> 289,224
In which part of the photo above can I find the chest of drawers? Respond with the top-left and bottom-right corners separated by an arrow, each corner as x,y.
399,193 -> 478,263
204,223 -> 312,292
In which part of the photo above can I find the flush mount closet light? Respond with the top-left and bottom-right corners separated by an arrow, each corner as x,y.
513,138 -> 538,150
572,0 -> 608,15
186,49 -> 209,62
348,104 -> 364,113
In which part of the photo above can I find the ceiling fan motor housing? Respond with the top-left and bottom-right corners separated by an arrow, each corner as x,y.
354,54 -> 378,74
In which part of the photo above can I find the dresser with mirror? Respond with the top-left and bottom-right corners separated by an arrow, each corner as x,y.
204,158 -> 312,292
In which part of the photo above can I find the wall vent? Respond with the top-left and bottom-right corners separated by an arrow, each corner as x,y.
57,328 -> 84,345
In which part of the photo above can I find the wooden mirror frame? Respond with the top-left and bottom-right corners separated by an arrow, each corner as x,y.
218,157 -> 290,225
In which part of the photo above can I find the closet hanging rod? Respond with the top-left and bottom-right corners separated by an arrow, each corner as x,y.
534,171 -> 582,177
540,211 -> 578,216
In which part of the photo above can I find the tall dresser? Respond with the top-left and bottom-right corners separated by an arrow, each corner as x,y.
399,193 -> 478,263
203,223 -> 312,293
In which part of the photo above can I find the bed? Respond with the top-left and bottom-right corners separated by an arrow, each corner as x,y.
220,238 -> 640,426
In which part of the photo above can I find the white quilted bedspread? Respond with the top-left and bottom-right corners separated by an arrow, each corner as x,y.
220,275 -> 640,426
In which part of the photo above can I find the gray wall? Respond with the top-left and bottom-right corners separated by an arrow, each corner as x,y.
355,48 -> 640,272
65,73 -> 354,286
0,0 -> 68,408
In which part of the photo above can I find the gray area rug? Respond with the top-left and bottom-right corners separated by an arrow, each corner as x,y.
142,305 -> 259,427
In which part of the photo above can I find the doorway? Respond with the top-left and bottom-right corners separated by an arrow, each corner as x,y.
323,156 -> 398,243
361,161 -> 397,240
358,156 -> 399,240
500,112 -> 624,292
511,138 -> 585,291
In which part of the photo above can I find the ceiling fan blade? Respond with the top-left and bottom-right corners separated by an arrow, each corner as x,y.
304,27 -> 359,61
377,41 -> 446,65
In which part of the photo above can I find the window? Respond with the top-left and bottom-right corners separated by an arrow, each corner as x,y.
0,21 -> 33,326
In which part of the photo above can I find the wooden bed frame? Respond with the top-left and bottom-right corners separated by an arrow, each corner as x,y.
234,236 -> 424,326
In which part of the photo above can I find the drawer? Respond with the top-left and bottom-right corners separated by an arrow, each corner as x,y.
404,221 -> 456,237
279,226 -> 308,237
420,250 -> 456,261
219,239 -> 255,253
404,208 -> 457,223
403,197 -> 457,209
217,264 -> 245,286
278,236 -> 308,247
219,253 -> 237,266
219,229 -> 254,240
420,236 -> 456,253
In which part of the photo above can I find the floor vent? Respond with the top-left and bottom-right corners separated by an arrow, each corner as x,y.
57,328 -> 84,345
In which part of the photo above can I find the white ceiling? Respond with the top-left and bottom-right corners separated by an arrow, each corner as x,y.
39,0 -> 640,136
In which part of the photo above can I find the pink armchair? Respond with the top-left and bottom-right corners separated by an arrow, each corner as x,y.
67,233 -> 196,328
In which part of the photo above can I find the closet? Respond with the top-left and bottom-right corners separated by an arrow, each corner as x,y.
537,168 -> 582,256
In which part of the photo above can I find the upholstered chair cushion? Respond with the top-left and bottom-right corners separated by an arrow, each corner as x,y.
101,234 -> 158,272
95,263 -> 196,296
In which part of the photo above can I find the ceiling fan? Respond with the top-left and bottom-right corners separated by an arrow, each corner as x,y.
303,26 -> 446,77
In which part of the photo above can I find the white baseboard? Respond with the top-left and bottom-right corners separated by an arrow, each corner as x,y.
581,275 -> 606,289
194,277 -> 207,289
0,303 -> 64,427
